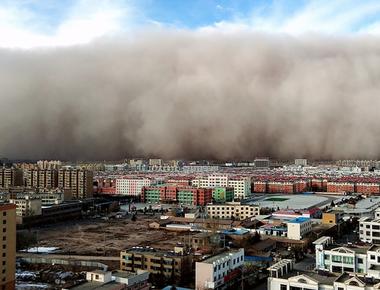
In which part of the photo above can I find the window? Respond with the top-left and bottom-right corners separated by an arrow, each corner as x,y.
280,285 -> 287,290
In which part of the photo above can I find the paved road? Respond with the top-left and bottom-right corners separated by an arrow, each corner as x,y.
17,252 -> 120,261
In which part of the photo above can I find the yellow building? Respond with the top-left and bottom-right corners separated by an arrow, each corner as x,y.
120,246 -> 192,282
322,211 -> 343,225
0,203 -> 16,290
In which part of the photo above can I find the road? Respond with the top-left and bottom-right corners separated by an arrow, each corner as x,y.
17,252 -> 120,261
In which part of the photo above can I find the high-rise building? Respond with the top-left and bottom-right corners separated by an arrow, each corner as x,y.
58,169 -> 93,199
23,169 -> 58,189
295,159 -> 308,166
0,168 -> 23,189
0,203 -> 16,290
254,158 -> 270,168
36,160 -> 62,170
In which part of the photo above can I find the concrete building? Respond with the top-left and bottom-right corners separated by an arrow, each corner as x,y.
9,196 -> 42,217
58,169 -> 93,199
0,203 -> 16,290
0,168 -> 23,189
267,259 -> 380,290
206,202 -> 260,220
322,211 -> 344,225
286,217 -> 312,240
314,236 -> 369,275
120,246 -> 192,283
195,248 -> 244,290
192,175 -> 251,199
212,187 -> 234,203
66,270 -> 149,290
254,158 -> 270,168
37,160 -> 62,170
359,215 -> 380,244
116,178 -> 152,196
23,169 -> 58,189
295,159 -> 307,166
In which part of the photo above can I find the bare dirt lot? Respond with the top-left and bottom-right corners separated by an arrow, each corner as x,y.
34,215 -> 192,257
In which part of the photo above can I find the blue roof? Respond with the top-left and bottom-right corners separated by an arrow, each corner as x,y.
288,217 -> 310,224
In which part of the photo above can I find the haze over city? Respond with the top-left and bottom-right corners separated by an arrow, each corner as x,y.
1,0 -> 380,160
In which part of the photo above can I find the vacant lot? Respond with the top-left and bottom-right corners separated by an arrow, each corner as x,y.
34,215 -> 191,257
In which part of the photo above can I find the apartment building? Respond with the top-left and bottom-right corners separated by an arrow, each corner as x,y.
326,182 -> 355,193
267,259 -> 380,290
195,248 -> 244,290
192,175 -> 251,199
23,169 -> 58,189
286,217 -> 312,240
141,185 -> 212,205
0,168 -> 23,189
116,178 -> 152,196
9,196 -> 42,217
359,214 -> 380,244
58,169 -> 93,199
120,246 -> 192,283
206,202 -> 260,220
0,203 -> 16,290
212,187 -> 234,203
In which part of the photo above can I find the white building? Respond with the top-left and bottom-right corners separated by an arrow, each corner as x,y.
206,202 -> 260,220
115,178 -> 152,196
295,159 -> 308,166
286,217 -> 312,240
192,175 -> 251,199
195,248 -> 244,290
313,236 -> 380,278
268,259 -> 380,290
9,196 -> 42,217
359,211 -> 380,244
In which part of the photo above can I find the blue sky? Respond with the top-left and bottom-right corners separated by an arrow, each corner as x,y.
1,0 -> 380,48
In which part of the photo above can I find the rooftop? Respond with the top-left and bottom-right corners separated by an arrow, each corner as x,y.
288,217 -> 310,224
201,249 -> 243,264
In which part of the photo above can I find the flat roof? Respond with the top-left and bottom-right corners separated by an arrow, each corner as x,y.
288,217 -> 310,224
201,249 -> 243,264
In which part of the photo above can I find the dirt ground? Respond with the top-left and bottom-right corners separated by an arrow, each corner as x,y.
34,215 -> 194,256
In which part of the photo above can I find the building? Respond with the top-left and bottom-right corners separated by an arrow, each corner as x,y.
295,159 -> 307,166
254,158 -> 270,168
23,169 -> 58,189
206,202 -> 260,220
314,236 -> 369,275
141,185 -> 212,206
286,217 -> 312,240
149,159 -> 163,166
58,169 -> 93,199
359,215 -> 380,244
66,270 -> 150,290
192,175 -> 251,200
267,181 -> 294,194
0,203 -> 16,290
0,168 -> 23,189
120,246 -> 192,283
116,178 -> 152,196
9,196 -> 42,217
212,187 -> 234,203
267,259 -> 380,290
195,248 -> 244,290
37,160 -> 62,170
322,211 -> 344,225
182,165 -> 220,173
326,182 -> 355,193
